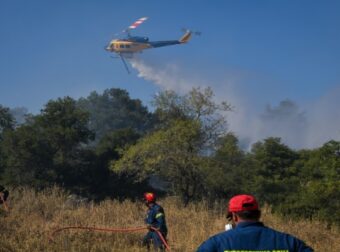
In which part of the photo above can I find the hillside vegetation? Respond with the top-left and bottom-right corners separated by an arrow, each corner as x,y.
1,87 -> 339,232
0,188 -> 339,252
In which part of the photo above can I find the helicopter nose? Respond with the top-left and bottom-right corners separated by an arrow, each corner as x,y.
105,45 -> 113,52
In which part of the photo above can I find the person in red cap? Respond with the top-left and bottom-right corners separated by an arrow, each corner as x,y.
142,192 -> 168,251
196,194 -> 313,252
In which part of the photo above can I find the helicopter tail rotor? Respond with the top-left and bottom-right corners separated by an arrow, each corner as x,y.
181,28 -> 201,36
179,29 -> 201,43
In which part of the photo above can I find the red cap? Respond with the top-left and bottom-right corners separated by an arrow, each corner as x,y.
228,194 -> 259,212
144,192 -> 156,203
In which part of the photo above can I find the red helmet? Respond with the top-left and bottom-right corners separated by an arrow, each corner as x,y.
143,192 -> 156,203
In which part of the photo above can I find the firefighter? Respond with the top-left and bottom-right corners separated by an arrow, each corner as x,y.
142,192 -> 168,251
196,194 -> 313,252
0,184 -> 9,208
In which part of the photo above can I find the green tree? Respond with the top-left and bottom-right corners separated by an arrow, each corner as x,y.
113,87 -> 232,204
203,133 -> 253,198
0,105 -> 15,180
36,97 -> 94,189
36,97 -> 94,166
89,128 -> 142,199
0,105 -> 14,136
281,141 -> 340,225
1,124 -> 56,187
77,88 -> 154,142
153,87 -> 231,142
250,137 -> 299,204
1,97 -> 95,190
113,119 -> 205,204
96,128 -> 141,164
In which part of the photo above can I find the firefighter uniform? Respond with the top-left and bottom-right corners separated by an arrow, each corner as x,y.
143,203 -> 168,250
196,221 -> 313,252
0,185 -> 9,204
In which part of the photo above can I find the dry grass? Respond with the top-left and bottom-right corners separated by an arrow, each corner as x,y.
0,187 -> 339,251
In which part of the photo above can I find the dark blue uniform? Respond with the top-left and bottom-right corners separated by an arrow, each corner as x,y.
197,222 -> 313,252
0,185 -> 9,204
143,203 -> 168,251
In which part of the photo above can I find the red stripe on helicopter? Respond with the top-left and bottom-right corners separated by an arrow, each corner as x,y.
129,17 -> 148,29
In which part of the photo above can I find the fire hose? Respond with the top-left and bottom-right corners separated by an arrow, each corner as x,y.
49,225 -> 170,251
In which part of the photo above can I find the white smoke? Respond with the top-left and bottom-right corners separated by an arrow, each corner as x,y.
130,57 -> 199,93
130,57 -> 340,150
305,86 -> 340,148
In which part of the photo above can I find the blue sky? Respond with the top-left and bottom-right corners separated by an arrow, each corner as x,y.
1,0 -> 340,148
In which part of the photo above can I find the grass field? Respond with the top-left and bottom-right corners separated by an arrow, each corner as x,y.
0,187 -> 339,251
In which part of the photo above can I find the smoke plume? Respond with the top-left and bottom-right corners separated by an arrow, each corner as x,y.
130,57 -> 340,150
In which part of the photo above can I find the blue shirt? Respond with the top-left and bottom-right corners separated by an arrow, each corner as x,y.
197,222 -> 313,252
145,203 -> 168,234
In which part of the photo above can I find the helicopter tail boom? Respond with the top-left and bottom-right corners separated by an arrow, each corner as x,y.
149,30 -> 194,48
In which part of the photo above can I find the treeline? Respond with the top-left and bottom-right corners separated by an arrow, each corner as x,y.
0,87 -> 339,226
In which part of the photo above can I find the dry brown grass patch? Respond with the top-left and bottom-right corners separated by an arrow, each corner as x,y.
0,188 -> 338,251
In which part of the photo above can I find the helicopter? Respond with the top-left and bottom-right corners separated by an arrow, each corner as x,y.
105,17 -> 198,73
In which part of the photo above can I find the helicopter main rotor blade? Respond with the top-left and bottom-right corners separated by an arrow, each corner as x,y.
115,17 -> 148,38
128,17 -> 148,30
